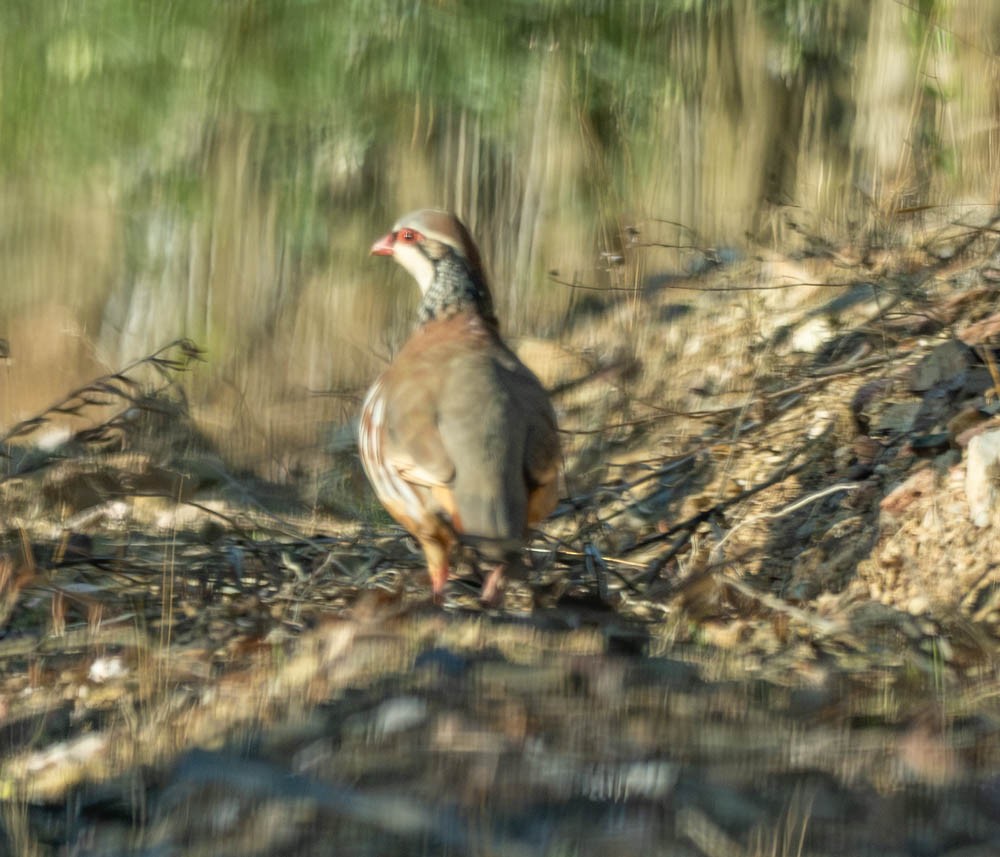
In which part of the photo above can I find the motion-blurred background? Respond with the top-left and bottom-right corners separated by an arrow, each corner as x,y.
1,0 -> 997,478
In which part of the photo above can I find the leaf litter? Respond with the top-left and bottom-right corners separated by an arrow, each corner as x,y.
2,226 -> 1000,855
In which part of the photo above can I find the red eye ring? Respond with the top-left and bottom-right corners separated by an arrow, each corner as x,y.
398,229 -> 418,243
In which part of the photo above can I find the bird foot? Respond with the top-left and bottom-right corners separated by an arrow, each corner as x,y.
428,565 -> 449,607
479,564 -> 506,608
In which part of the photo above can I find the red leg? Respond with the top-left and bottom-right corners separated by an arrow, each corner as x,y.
480,563 -> 506,608
420,538 -> 451,605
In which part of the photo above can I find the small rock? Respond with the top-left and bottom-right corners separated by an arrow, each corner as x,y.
88,656 -> 128,684
807,409 -> 834,438
873,401 -> 922,435
414,647 -> 470,678
955,417 -> 1000,448
906,433 -> 950,455
34,425 -> 73,451
948,405 -> 989,443
897,720 -> 962,785
851,379 -> 894,430
789,318 -> 832,354
935,449 -> 961,470
908,339 -> 974,392
852,434 -> 882,465
960,366 -> 995,397
881,468 -> 936,516
371,696 -> 428,737
965,429 -> 1000,526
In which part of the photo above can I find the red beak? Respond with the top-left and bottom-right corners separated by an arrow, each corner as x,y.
370,232 -> 395,256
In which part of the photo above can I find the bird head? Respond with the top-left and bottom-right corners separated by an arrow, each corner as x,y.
370,210 -> 485,294
371,209 -> 497,327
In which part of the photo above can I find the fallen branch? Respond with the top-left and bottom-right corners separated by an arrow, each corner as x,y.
0,338 -> 204,455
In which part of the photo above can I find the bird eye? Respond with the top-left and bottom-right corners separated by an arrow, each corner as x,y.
399,230 -> 417,243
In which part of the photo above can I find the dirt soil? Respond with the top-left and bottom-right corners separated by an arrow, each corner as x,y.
1,221 -> 1000,856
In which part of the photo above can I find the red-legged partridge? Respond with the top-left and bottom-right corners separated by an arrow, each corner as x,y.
360,209 -> 561,605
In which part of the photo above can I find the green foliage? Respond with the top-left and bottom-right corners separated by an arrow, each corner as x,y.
0,0 -> 702,181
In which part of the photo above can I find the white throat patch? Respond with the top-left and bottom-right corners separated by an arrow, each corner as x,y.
392,243 -> 435,293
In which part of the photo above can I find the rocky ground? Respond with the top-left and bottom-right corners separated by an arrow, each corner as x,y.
1,219 -> 1000,856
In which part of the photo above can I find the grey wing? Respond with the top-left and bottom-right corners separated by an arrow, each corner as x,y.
435,345 -> 560,547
